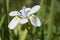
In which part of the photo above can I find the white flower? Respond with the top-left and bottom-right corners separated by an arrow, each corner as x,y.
8,5 -> 41,29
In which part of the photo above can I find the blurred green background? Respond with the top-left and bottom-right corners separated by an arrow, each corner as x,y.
0,0 -> 60,40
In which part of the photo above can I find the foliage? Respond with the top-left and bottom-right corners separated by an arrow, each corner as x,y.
0,0 -> 60,40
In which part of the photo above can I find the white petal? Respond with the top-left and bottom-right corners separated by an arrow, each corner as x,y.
20,8 -> 31,12
29,15 -> 41,27
25,8 -> 31,11
20,8 -> 31,17
9,11 -> 20,16
28,5 -> 40,16
8,16 -> 20,29
20,6 -> 26,17
24,8 -> 31,16
19,19 -> 28,24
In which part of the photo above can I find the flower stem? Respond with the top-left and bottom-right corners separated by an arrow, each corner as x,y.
26,23 -> 35,37
26,23 -> 39,40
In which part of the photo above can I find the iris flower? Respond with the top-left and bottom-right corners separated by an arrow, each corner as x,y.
8,5 -> 41,29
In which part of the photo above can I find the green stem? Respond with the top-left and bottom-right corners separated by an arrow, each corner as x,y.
47,0 -> 56,40
26,23 -> 39,40
1,0 -> 9,40
26,23 -> 35,38
39,0 -> 47,40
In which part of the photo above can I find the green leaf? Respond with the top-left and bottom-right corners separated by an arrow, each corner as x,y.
0,14 -> 6,29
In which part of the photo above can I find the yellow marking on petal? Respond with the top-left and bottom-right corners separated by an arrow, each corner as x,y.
31,15 -> 35,18
15,17 -> 20,21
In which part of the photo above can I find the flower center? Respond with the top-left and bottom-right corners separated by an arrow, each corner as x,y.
26,16 -> 30,19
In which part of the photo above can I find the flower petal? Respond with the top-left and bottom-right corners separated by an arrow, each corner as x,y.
9,11 -> 21,16
25,8 -> 31,16
20,7 -> 31,17
8,16 -> 20,29
28,5 -> 40,16
29,15 -> 41,26
20,6 -> 26,17
19,19 -> 28,24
